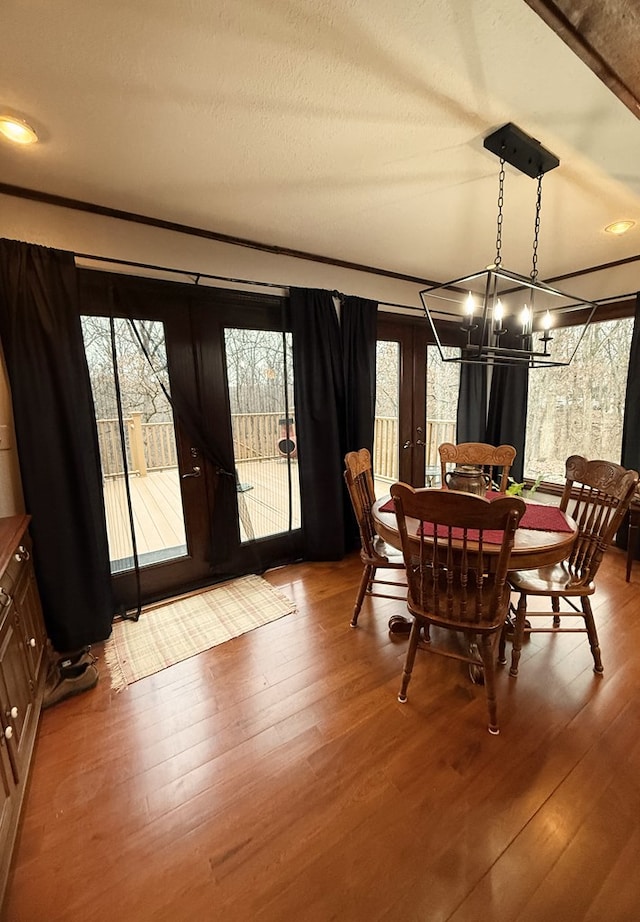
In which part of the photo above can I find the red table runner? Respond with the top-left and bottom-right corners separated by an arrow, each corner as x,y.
378,493 -> 573,545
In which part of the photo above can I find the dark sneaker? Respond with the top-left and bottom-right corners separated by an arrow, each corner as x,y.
58,649 -> 97,675
45,646 -> 97,695
43,662 -> 99,709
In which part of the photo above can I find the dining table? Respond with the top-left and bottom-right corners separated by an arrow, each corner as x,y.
372,490 -> 578,681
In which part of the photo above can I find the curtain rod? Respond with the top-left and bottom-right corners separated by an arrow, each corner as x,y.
73,250 -> 424,312
74,251 -> 636,314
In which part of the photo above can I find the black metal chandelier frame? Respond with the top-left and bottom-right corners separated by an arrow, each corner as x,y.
421,123 -> 598,369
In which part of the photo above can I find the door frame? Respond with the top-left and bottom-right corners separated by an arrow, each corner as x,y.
78,269 -> 303,610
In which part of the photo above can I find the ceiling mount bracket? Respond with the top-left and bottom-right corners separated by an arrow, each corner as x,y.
483,123 -> 559,178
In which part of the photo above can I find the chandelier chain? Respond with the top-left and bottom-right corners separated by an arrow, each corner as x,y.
531,173 -> 543,282
494,157 -> 505,267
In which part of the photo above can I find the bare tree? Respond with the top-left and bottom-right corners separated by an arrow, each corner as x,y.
81,316 -> 172,423
525,318 -> 633,481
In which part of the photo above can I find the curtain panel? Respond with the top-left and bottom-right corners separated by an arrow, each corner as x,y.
341,295 -> 378,548
456,364 -> 488,444
290,289 -> 377,560
0,239 -> 113,651
486,337 -> 529,483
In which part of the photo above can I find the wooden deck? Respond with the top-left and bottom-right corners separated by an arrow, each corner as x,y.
102,459 -> 304,566
102,459 -> 393,568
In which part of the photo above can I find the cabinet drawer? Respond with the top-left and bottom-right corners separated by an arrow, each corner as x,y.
0,541 -> 31,600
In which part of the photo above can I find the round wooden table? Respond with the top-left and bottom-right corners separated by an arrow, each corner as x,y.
372,493 -> 578,679
372,495 -> 577,571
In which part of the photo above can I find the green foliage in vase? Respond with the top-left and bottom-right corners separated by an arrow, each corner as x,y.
506,473 -> 545,497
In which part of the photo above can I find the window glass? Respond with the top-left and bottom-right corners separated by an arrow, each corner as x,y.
373,340 -> 400,496
81,316 -> 187,573
524,318 -> 633,483
425,346 -> 460,484
224,328 -> 300,541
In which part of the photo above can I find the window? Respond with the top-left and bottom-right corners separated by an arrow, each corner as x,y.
524,318 -> 633,483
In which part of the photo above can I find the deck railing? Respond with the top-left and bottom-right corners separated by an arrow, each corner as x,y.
96,413 -> 456,479
96,412 -> 291,476
373,417 -> 456,481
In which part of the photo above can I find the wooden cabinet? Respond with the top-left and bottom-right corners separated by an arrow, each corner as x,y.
0,516 -> 47,908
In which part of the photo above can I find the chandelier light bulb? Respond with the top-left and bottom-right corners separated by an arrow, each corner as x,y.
542,310 -> 552,330
465,291 -> 475,316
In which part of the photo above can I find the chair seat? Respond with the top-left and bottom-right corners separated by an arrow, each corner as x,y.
364,535 -> 405,567
508,563 -> 595,596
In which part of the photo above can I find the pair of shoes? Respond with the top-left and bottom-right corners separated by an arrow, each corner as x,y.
43,658 -> 99,710
43,662 -> 99,709
44,645 -> 97,696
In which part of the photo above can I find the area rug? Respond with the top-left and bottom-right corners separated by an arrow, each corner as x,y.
104,574 -> 296,690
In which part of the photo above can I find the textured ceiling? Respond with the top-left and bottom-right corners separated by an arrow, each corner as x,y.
1,0 -> 640,286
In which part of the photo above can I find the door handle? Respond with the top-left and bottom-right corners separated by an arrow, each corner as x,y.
181,466 -> 201,479
403,440 -> 413,450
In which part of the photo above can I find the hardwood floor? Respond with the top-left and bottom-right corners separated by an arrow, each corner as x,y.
4,547 -> 640,921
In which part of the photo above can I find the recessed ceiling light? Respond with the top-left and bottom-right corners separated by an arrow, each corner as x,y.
0,115 -> 38,145
604,220 -> 635,236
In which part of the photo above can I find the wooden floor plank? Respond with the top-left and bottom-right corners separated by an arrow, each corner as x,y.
4,546 -> 640,921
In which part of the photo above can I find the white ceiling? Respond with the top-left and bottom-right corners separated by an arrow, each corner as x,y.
2,0 -> 640,288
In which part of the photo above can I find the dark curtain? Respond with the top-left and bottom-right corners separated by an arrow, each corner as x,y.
485,341 -> 529,482
616,292 -> 640,552
341,295 -> 378,547
0,240 -> 113,651
290,289 -> 349,560
342,296 -> 378,454
456,364 -> 488,443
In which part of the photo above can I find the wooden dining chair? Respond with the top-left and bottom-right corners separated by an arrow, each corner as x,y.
391,482 -> 526,734
438,442 -> 516,492
504,455 -> 639,678
344,449 -> 406,627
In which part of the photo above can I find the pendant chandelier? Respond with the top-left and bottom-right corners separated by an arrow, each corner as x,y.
421,123 -> 597,368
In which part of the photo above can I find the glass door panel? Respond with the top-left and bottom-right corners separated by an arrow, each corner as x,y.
82,316 -> 188,573
224,328 -> 301,541
373,340 -> 400,498
377,316 -> 461,488
425,346 -> 460,485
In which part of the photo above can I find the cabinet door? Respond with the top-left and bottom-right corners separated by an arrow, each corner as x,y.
0,610 -> 33,784
14,570 -> 46,683
0,729 -> 16,899
0,731 -> 14,826
1,539 -> 46,687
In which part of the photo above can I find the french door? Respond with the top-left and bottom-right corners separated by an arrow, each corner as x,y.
78,271 -> 302,611
374,315 -> 460,493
